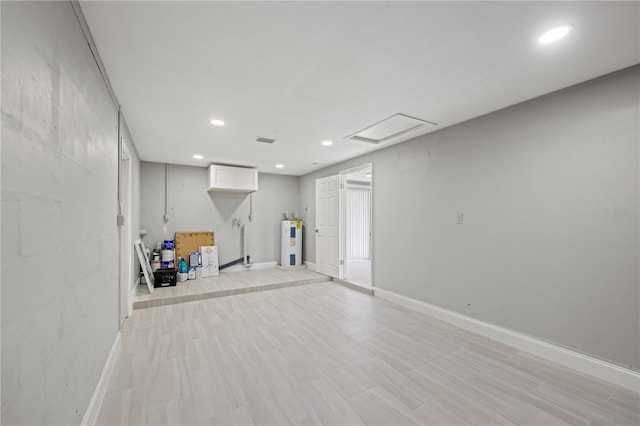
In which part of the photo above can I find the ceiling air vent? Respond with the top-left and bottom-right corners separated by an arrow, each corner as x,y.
256,137 -> 275,144
346,113 -> 436,144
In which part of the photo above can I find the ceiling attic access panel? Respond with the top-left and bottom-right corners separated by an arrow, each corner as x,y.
208,164 -> 258,193
347,113 -> 436,144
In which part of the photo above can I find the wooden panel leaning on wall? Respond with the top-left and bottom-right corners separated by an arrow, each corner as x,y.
175,232 -> 215,261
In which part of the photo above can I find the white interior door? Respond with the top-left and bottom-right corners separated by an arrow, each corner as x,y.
316,175 -> 340,277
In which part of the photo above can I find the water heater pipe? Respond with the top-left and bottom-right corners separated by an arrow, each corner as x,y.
243,224 -> 253,267
163,164 -> 169,222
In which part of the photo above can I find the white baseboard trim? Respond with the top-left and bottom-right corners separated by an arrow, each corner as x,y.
222,261 -> 277,273
81,331 -> 121,426
333,278 -> 374,295
304,261 -> 316,271
374,288 -> 640,392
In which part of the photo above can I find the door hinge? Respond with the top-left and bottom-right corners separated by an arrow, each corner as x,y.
339,259 -> 344,265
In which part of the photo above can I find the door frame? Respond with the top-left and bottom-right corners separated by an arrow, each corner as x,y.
339,163 -> 373,288
118,142 -> 132,325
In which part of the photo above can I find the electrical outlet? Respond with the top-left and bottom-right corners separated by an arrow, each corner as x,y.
457,212 -> 464,224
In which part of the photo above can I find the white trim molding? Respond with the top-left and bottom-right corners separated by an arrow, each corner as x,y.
81,332 -> 121,426
333,277 -> 374,295
221,261 -> 277,273
304,261 -> 316,271
374,287 -> 640,392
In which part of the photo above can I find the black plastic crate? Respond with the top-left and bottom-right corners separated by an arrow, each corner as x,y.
153,268 -> 176,287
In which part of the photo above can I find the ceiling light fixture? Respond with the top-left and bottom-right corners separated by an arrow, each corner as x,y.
365,173 -> 372,178
193,154 -> 203,160
538,25 -> 572,44
321,140 -> 333,146
275,164 -> 284,169
210,119 -> 225,126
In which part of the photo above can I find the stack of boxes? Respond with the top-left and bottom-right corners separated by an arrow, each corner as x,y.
153,239 -> 177,287
149,238 -> 219,287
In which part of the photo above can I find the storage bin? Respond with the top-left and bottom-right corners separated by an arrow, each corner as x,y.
153,268 -> 176,287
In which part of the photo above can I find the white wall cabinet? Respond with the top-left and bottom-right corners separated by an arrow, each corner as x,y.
208,164 -> 258,193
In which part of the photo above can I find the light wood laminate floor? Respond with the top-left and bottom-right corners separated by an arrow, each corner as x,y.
99,282 -> 639,425
134,268 -> 329,309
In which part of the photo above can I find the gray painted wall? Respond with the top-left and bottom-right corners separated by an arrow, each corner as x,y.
140,163 -> 300,266
1,1 -> 141,424
300,66 -> 640,370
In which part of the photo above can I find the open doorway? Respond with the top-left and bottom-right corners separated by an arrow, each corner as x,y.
340,164 -> 372,288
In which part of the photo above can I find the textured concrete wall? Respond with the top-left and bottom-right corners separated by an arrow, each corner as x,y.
2,2 -> 126,424
300,66 -> 640,370
140,162 -> 300,266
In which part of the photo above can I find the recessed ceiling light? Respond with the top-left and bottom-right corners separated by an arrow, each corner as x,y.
365,173 -> 372,178
275,164 -> 284,169
210,119 -> 225,126
193,154 -> 203,160
538,25 -> 572,45
321,140 -> 333,146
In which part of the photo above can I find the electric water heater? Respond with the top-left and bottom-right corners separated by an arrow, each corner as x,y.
281,220 -> 302,267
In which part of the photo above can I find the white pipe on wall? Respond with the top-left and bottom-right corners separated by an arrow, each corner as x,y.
243,224 -> 253,267
163,163 -> 169,223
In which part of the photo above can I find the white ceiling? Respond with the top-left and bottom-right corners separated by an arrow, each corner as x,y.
80,1 -> 639,176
